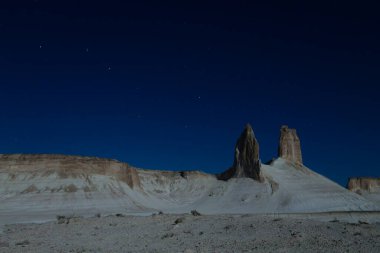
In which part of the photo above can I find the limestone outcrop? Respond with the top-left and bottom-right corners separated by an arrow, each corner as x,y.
218,124 -> 263,182
117,166 -> 141,189
0,154 -> 141,190
347,177 -> 380,194
278,125 -> 303,165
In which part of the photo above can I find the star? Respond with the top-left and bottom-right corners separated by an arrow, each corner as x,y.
107,66 -> 111,71
39,41 -> 46,49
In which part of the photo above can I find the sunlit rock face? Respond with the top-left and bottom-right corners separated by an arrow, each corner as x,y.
218,124 -> 263,182
278,125 -> 303,165
347,177 -> 380,194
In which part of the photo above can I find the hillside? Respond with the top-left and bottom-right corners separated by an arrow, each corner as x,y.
0,154 -> 377,225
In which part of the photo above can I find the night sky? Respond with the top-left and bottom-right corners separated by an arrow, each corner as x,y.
1,1 -> 379,186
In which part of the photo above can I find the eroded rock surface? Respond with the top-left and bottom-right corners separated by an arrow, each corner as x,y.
117,166 -> 141,189
218,124 -> 262,182
0,154 -> 141,190
347,177 -> 380,194
278,125 -> 303,165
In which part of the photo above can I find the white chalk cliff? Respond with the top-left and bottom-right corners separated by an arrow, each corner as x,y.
0,125 -> 378,225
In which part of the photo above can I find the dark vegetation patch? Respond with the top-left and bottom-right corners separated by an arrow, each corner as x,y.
64,184 -> 78,193
15,240 -> 30,246
21,184 -> 38,194
174,217 -> 184,224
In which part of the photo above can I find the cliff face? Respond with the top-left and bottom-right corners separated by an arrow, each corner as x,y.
278,125 -> 303,165
117,166 -> 141,189
347,177 -> 380,194
0,154 -> 141,189
218,124 -> 263,182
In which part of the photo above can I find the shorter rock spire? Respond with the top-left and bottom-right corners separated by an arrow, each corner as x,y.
278,125 -> 303,165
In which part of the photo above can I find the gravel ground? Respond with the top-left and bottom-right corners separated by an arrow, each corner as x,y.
0,213 -> 380,253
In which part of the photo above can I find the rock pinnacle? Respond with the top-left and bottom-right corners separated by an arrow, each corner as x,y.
218,124 -> 263,182
278,125 -> 303,165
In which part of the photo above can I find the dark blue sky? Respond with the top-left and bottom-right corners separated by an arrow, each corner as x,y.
0,1 -> 379,186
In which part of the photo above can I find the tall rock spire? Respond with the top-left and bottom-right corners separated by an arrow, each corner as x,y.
218,124 -> 263,182
278,125 -> 303,165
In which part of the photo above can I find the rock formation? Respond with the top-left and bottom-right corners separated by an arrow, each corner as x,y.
347,177 -> 380,194
218,124 -> 263,182
278,125 -> 303,165
0,154 -> 141,190
117,165 -> 141,189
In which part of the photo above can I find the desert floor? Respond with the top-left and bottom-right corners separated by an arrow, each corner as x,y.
1,213 -> 380,253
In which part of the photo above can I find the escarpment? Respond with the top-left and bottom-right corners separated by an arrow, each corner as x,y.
0,154 -> 141,189
1,123 -> 379,221
347,177 -> 380,194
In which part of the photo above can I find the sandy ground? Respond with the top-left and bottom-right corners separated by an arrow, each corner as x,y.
1,213 -> 380,253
